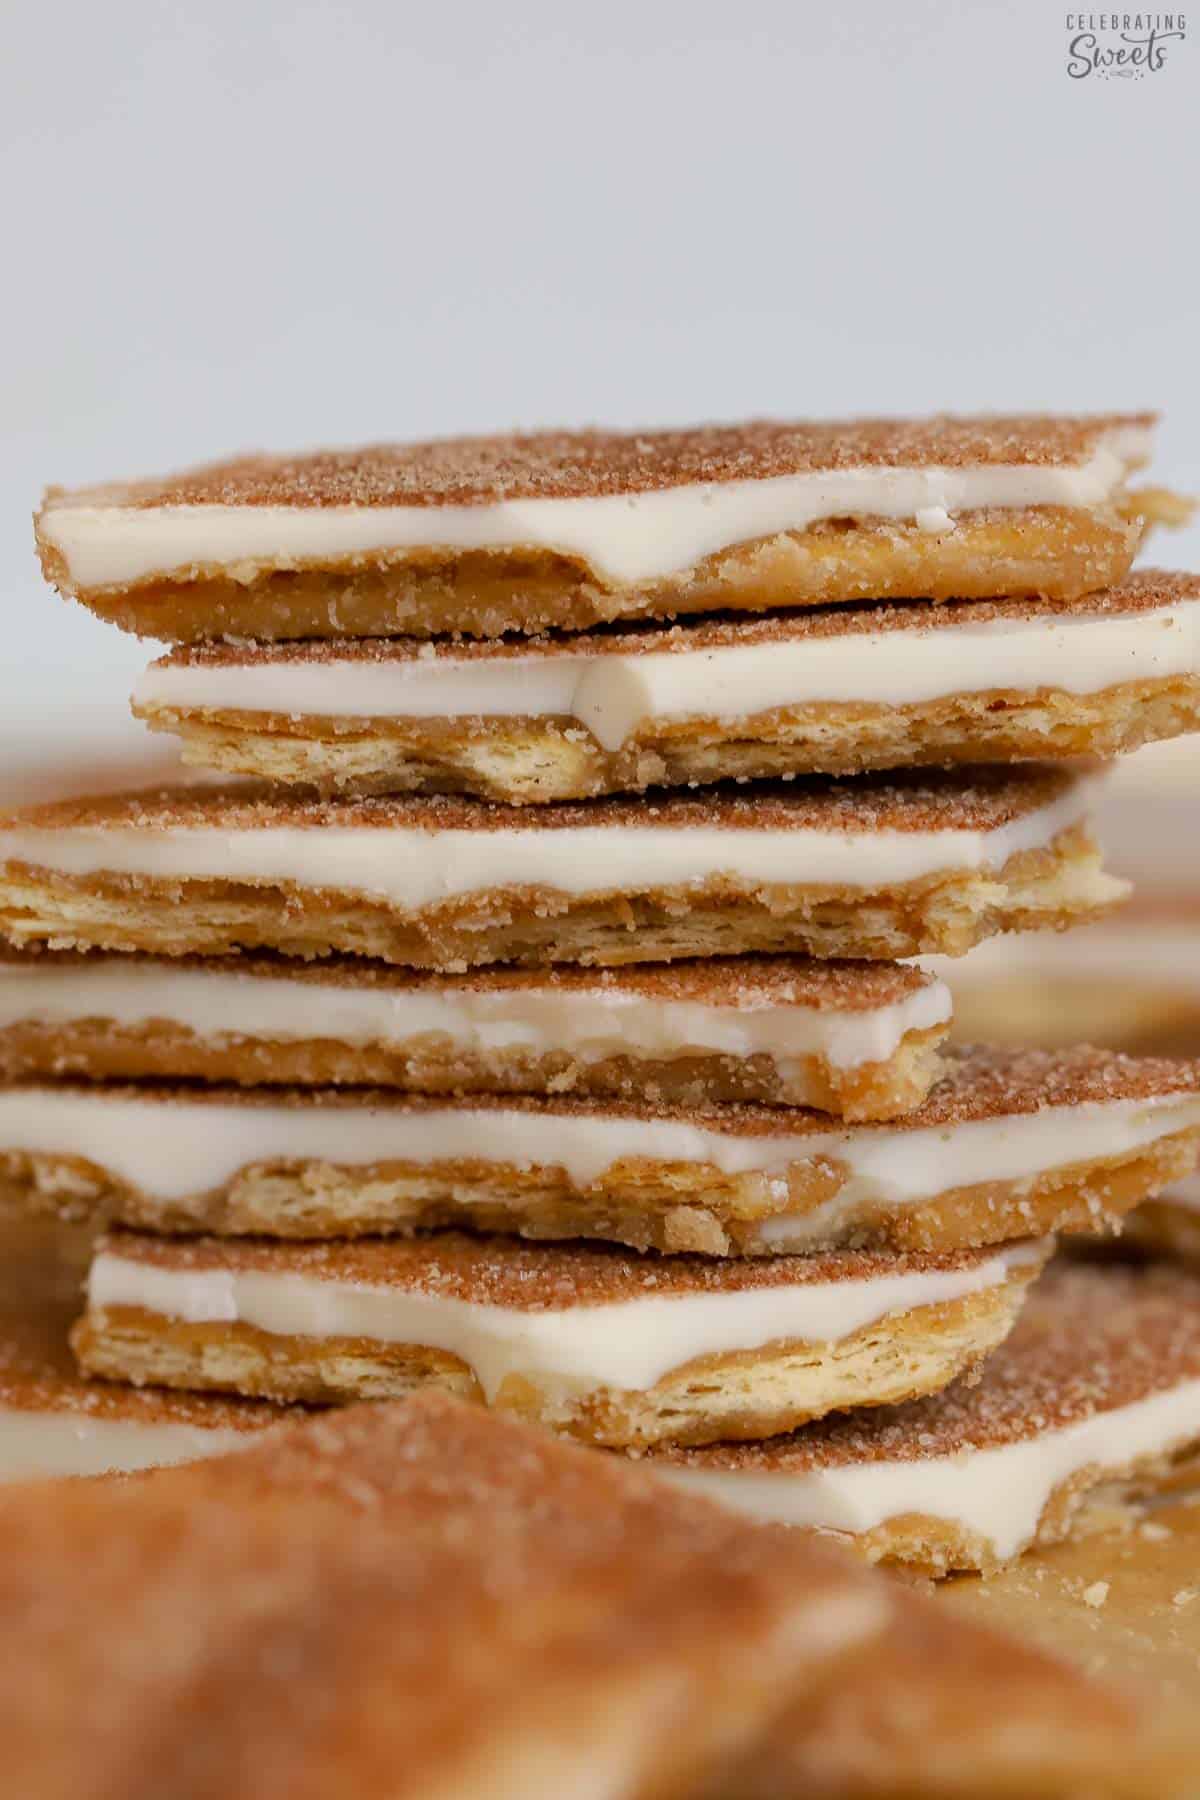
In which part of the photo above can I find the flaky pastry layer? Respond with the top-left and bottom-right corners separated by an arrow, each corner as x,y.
148,671 -> 1200,803
0,947 -> 949,1119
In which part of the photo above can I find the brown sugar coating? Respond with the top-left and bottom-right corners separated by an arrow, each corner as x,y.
0,946 -> 936,1012
0,1219 -> 272,1430
94,1226 -> 1017,1310
39,413 -> 1154,514
657,1260 -> 1200,1471
0,763 -> 1079,838
158,566 -> 1200,672
10,1042 -> 1195,1140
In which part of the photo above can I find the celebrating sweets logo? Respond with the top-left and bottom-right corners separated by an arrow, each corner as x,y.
1066,12 -> 1187,76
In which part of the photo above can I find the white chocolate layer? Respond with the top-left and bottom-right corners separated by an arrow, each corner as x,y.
659,1374 -> 1200,1563
41,427 -> 1150,592
0,1406 -> 254,1481
2,1085 -> 1198,1225
134,593 -> 1200,756
87,1239 -> 1044,1399
0,960 -> 951,1076
0,779 -> 1096,906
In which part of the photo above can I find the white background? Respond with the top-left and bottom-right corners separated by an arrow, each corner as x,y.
1,0 -> 1197,801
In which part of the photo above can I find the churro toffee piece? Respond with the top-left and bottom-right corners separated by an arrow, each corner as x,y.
654,1261 -> 1200,1577
7,1396 -> 1174,1800
133,571 -> 1200,803
0,952 -> 953,1121
3,1048 -> 1197,1255
0,1394 -> 907,1800
0,1219 -> 273,1480
35,413 -> 1169,640
0,767 -> 1124,968
73,1229 -> 1048,1446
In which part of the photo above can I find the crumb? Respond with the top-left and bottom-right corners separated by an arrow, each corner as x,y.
1082,1581 -> 1110,1609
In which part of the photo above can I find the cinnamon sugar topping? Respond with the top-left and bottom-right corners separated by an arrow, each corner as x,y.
7,1043 -> 1195,1137
43,414 -> 1154,511
94,1227 -> 1011,1309
0,1394 -> 895,1799
0,764 -> 1079,837
0,946 -> 934,1011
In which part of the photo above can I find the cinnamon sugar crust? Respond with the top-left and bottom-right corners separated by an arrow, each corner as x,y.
0,945 -> 933,1011
656,1261 -> 1200,1472
5,1043 -> 1194,1136
137,575 -> 1200,803
0,772 -> 1115,968
38,414 -> 1157,512
0,763 -> 1080,836
0,949 -> 947,1117
0,1023 -> 946,1120
153,566 -> 1200,670
19,1117 -> 1188,1254
93,1226 -> 1012,1308
0,1392 -> 915,1800
11,1393 -> 1171,1800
